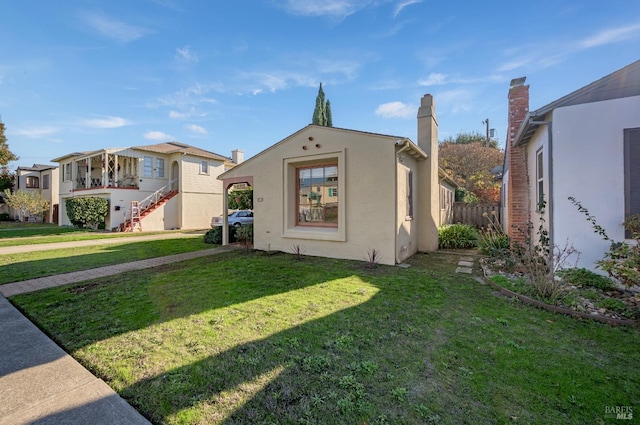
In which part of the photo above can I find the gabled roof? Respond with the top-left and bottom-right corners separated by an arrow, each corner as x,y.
52,142 -> 232,163
133,141 -> 231,162
219,124 -> 421,180
16,163 -> 58,172
515,59 -> 640,146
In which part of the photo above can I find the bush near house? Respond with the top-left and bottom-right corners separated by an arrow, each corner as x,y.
438,224 -> 478,249
65,197 -> 109,229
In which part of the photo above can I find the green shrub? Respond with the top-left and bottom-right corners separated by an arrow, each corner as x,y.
478,210 -> 510,256
65,197 -> 109,229
438,224 -> 478,249
235,224 -> 253,252
204,226 -> 237,245
557,268 -> 614,290
0,212 -> 11,221
595,298 -> 626,312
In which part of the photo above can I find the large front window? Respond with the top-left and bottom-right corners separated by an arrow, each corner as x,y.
297,164 -> 338,227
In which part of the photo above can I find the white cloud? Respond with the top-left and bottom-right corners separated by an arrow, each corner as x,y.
436,89 -> 474,113
12,126 -> 60,138
278,0 -> 370,19
579,23 -> 640,48
80,12 -> 150,42
186,124 -> 207,134
83,116 -> 131,128
169,110 -> 188,119
176,45 -> 198,63
144,131 -> 174,141
393,0 -> 421,18
418,72 -> 448,86
375,101 -> 414,118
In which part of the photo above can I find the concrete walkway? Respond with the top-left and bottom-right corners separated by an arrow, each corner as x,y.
0,233 -> 236,425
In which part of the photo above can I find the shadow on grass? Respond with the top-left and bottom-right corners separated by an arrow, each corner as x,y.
12,251 -> 640,424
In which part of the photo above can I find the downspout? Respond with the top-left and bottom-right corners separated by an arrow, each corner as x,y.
529,119 -> 554,266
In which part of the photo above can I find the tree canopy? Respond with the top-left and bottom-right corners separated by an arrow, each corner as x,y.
4,189 -> 49,220
312,83 -> 332,127
439,133 -> 504,203
0,119 -> 18,167
440,131 -> 499,149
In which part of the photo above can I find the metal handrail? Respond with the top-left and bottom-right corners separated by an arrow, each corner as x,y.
138,178 -> 178,213
122,179 -> 177,222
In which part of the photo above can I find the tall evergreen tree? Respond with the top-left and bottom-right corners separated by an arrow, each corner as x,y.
311,83 -> 332,127
325,100 -> 333,127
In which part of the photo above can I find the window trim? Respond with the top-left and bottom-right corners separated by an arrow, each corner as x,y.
283,151 -> 346,242
536,148 -> 544,210
156,158 -> 165,178
26,176 -> 39,189
406,170 -> 414,219
624,128 -> 640,239
143,156 -> 153,178
201,160 -> 209,175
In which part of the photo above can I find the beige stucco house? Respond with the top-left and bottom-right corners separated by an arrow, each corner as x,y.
53,142 -> 239,231
10,164 -> 60,223
218,94 -> 440,265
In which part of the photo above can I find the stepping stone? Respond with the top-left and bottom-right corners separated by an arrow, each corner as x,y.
460,256 -> 475,262
455,267 -> 473,274
458,261 -> 474,267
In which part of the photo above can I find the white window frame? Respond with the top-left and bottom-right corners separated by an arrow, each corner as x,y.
156,158 -> 165,178
143,156 -> 153,177
201,160 -> 209,175
536,148 -> 544,210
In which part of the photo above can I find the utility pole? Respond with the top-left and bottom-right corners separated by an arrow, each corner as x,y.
482,118 -> 490,147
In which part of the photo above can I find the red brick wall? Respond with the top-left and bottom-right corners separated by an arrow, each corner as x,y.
507,83 -> 530,246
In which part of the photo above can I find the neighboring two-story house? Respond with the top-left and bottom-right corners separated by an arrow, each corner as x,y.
11,164 -> 59,223
53,142 -> 240,231
503,60 -> 640,272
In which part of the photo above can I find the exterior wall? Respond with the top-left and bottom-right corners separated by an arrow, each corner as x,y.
224,127 -> 400,265
179,155 -> 226,229
548,95 -> 640,272
396,159 -> 419,263
137,196 -> 180,231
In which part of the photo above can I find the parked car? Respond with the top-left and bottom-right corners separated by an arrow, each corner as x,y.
211,210 -> 254,227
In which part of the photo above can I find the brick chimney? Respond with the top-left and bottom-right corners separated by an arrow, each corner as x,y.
506,77 -> 530,246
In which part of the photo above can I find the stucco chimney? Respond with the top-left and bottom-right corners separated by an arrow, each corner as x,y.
232,149 -> 244,164
506,77 -> 530,246
417,94 -> 439,252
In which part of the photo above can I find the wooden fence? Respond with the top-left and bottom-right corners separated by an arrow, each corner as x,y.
452,203 -> 501,228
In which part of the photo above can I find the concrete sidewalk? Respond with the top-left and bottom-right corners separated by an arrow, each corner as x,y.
0,234 -> 237,424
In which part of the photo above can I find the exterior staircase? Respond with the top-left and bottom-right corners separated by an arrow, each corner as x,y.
120,180 -> 178,232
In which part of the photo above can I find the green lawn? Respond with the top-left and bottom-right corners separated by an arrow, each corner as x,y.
10,250 -> 639,425
0,223 -> 204,247
0,238 -> 212,283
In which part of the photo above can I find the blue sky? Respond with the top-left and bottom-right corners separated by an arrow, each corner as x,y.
2,1 -> 639,170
